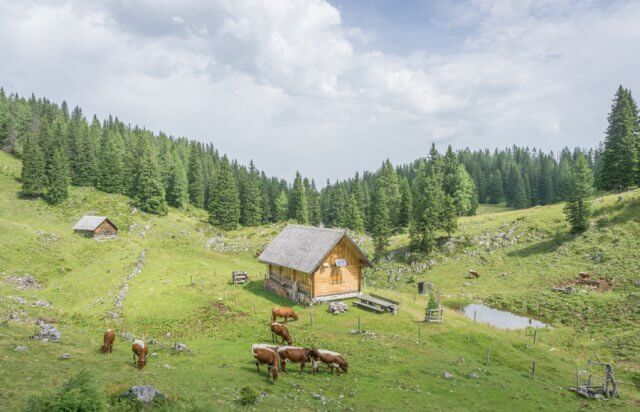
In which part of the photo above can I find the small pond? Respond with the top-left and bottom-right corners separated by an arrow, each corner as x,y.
461,303 -> 549,330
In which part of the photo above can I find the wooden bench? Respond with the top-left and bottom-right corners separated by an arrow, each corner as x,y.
370,293 -> 400,306
231,271 -> 249,284
355,294 -> 399,315
352,301 -> 385,313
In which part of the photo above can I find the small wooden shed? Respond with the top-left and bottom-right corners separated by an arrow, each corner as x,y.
73,215 -> 118,238
258,224 -> 373,304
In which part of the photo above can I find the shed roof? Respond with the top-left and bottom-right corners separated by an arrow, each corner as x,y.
73,216 -> 117,231
258,224 -> 372,274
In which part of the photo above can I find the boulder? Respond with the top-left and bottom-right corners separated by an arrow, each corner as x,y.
328,301 -> 348,315
59,353 -> 71,359
443,371 -> 454,380
14,345 -> 29,352
30,320 -> 61,342
121,386 -> 165,404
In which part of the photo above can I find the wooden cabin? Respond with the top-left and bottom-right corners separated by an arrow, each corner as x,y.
258,224 -> 373,304
73,215 -> 118,238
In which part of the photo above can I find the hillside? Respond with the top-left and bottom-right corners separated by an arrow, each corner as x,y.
1,150 -> 639,411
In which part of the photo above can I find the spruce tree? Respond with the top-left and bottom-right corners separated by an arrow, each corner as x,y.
44,148 -> 68,204
512,168 -> 528,209
304,178 -> 322,226
345,194 -> 365,232
564,155 -> 594,233
275,191 -> 289,221
441,195 -> 457,237
370,184 -> 391,260
134,138 -> 168,215
289,172 -> 309,224
187,143 -> 205,207
487,170 -> 504,204
600,86 -> 639,190
398,176 -> 413,228
410,173 -> 443,254
166,156 -> 189,208
97,130 -> 125,193
208,158 -> 240,230
240,161 -> 263,226
377,160 -> 401,226
20,132 -> 46,196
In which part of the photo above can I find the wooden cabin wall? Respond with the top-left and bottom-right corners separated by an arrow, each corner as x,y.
268,264 -> 312,294
94,221 -> 117,236
312,237 -> 362,297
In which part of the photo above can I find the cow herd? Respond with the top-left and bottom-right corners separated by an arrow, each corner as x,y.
252,306 -> 349,382
97,305 -> 349,382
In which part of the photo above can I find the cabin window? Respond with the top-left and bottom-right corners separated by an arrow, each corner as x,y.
330,268 -> 343,285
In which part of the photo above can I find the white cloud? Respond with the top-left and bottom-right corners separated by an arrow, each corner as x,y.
0,0 -> 639,183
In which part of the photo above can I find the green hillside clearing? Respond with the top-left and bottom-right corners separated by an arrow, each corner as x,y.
1,151 -> 639,411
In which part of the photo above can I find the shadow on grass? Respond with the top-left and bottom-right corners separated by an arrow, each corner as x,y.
243,280 -> 297,307
506,237 -> 565,258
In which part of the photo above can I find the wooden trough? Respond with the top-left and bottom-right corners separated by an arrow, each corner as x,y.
231,271 -> 250,284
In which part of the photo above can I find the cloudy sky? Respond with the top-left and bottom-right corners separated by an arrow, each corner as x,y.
1,0 -> 639,183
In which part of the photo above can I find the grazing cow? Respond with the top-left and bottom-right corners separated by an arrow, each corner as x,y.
277,346 -> 317,373
131,339 -> 148,369
270,322 -> 292,345
272,306 -> 298,323
251,344 -> 279,381
314,349 -> 348,374
101,329 -> 115,354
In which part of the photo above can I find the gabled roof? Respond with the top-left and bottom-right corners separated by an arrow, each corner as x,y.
73,215 -> 117,231
258,224 -> 372,274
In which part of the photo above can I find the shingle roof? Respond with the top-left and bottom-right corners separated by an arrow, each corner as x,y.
258,224 -> 372,274
73,216 -> 114,231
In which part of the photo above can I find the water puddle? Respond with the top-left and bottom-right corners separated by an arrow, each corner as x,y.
461,303 -> 548,330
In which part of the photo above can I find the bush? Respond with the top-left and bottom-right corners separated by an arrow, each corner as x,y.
237,386 -> 259,406
25,370 -> 104,411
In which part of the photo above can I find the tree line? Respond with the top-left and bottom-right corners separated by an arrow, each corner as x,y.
1,85 -> 638,253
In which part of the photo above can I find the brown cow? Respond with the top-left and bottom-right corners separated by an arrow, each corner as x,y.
272,306 -> 298,323
101,329 -> 115,354
131,339 -> 148,369
277,346 -> 317,373
270,322 -> 292,345
314,349 -> 348,374
252,344 -> 279,381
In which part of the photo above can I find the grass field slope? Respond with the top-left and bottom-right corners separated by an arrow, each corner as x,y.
1,151 -> 639,411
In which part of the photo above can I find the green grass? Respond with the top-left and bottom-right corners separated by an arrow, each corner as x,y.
1,151 -> 639,410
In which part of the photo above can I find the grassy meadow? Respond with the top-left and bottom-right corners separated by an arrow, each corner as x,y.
1,151 -> 639,410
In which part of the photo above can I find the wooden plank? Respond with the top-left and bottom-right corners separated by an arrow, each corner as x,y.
353,301 -> 384,313
369,293 -> 400,305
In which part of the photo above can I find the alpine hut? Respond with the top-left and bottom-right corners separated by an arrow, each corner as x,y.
258,224 -> 373,304
73,215 -> 118,238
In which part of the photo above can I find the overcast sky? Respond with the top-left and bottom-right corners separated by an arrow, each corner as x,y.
1,0 -> 639,183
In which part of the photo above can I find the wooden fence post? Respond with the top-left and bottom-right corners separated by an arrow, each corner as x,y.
486,349 -> 491,367
533,329 -> 538,344
357,316 -> 361,333
531,361 -> 536,378
474,310 -> 477,323
253,302 -> 257,313
309,312 -> 313,326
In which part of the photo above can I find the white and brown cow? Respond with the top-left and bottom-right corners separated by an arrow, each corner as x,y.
314,349 -> 348,374
277,346 -> 317,373
270,322 -> 292,345
251,343 -> 279,381
131,339 -> 148,369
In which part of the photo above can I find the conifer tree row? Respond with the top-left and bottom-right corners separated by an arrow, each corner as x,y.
2,86 -> 637,239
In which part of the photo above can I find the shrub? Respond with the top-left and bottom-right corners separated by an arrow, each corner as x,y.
25,370 -> 104,411
237,386 -> 259,406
